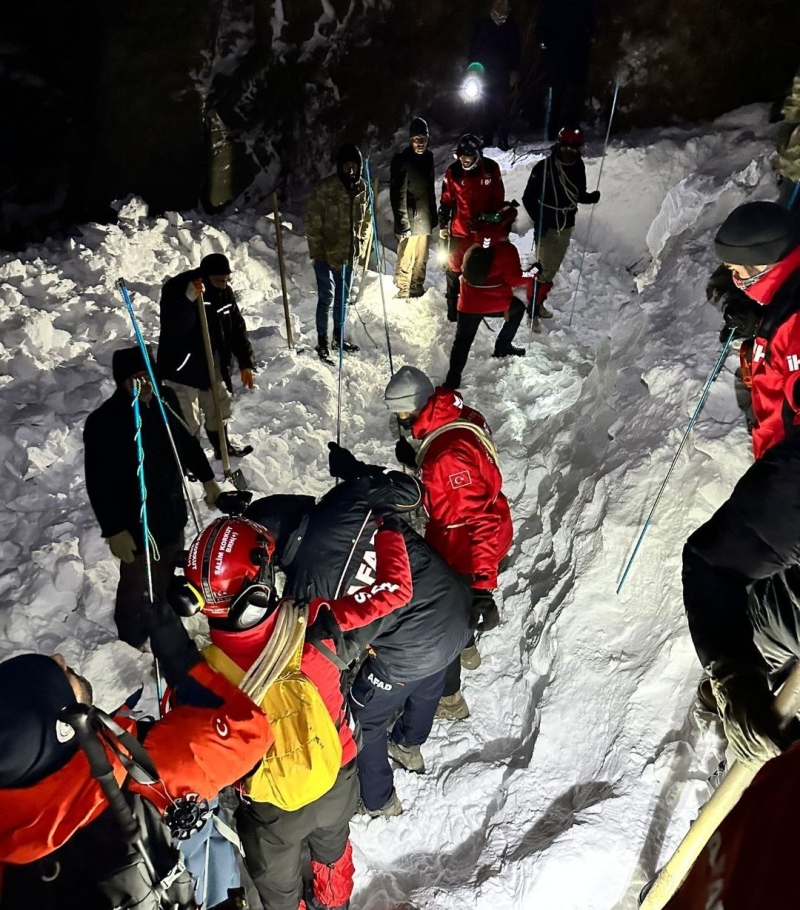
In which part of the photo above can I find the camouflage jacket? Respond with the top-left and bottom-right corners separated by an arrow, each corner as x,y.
306,174 -> 372,270
776,73 -> 800,182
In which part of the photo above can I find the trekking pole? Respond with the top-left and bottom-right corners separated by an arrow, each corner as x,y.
336,263 -> 348,449
640,660 -> 800,910
271,192 -> 295,350
567,81 -> 620,327
62,704 -> 160,884
131,379 -> 164,705
616,329 -> 735,595
195,290 -> 248,491
530,86 -> 553,330
364,157 -> 395,376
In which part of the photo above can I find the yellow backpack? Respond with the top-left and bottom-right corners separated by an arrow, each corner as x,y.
204,637 -> 342,811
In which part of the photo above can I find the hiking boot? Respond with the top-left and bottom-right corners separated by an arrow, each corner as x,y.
206,428 -> 253,460
493,344 -> 526,358
435,691 -> 470,721
316,333 -> 334,364
395,288 -> 410,300
698,675 -> 720,714
530,317 -> 542,334
460,644 -> 482,670
388,741 -> 425,773
537,303 -> 553,319
409,285 -> 425,298
357,788 -> 403,818
333,333 -> 360,353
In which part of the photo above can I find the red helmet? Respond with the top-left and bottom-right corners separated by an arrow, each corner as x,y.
557,127 -> 584,148
169,517 -> 277,630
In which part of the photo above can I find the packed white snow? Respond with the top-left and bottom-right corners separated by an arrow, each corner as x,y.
0,104 -> 781,909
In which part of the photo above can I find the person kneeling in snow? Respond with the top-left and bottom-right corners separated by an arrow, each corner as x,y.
684,201 -> 800,767
83,346 -> 222,649
521,127 -> 600,325
444,201 -> 535,389
384,367 -> 513,721
238,459 -> 473,821
0,599 -> 271,908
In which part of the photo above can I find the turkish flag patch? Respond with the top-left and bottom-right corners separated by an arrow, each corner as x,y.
449,470 -> 472,489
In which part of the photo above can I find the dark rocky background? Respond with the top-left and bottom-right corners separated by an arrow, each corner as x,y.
2,0 -> 798,250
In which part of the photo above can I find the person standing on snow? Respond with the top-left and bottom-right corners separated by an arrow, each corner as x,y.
83,346 -> 221,648
469,0 -> 522,151
384,367 -> 513,720
170,513 -> 360,910
439,133 -> 505,322
0,601 -> 271,908
390,117 -> 438,299
158,252 -> 256,461
773,67 -> 800,208
683,201 -> 800,767
521,127 -> 600,323
306,144 -> 372,364
444,202 -> 535,389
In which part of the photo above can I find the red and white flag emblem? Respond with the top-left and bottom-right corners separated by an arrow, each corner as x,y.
449,470 -> 472,489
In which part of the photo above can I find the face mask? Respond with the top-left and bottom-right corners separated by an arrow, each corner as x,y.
398,415 -> 415,430
732,265 -> 775,291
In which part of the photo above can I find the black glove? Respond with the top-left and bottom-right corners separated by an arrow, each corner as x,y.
585,190 -> 601,204
327,441 -> 363,480
395,436 -> 418,470
147,597 -> 202,690
470,589 -> 500,633
721,297 -> 761,342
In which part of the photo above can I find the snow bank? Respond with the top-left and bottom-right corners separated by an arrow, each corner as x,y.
0,106 -> 778,908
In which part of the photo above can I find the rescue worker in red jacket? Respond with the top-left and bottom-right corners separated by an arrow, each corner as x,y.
0,600 -> 271,908
169,517 -> 358,910
683,202 -> 800,767
439,133 -> 505,322
444,202 -> 536,389
664,737 -> 800,910
385,367 -> 513,719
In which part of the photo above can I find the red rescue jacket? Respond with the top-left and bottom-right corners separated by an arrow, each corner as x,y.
412,388 -> 513,588
665,738 -> 800,910
742,246 -> 800,459
0,661 -> 271,867
439,158 -> 505,239
210,617 -> 359,768
459,238 -> 534,315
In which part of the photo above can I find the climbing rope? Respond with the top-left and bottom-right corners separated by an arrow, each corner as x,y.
364,157 -> 395,377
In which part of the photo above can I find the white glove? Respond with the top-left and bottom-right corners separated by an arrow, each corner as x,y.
203,480 -> 223,508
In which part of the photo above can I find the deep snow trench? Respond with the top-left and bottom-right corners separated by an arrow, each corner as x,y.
0,105 -> 780,909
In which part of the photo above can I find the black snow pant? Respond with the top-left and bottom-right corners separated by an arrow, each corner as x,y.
115,536 -> 184,648
442,633 -> 476,698
348,662 -> 448,811
480,79 -> 513,148
445,268 -> 461,322
235,761 -> 358,910
444,297 -> 526,388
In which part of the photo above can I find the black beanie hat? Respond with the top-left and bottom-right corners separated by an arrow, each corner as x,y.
714,202 -> 800,266
0,654 -> 80,788
336,144 -> 363,177
410,117 -> 429,138
200,253 -> 232,276
112,345 -> 154,388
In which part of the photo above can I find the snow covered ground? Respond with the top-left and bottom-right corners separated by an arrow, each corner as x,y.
0,105 -> 781,909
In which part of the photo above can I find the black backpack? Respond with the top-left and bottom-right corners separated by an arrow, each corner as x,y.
0,707 -> 198,910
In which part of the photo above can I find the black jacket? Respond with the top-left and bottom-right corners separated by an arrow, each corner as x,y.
84,385 -> 214,549
389,147 -> 437,236
247,474 -> 473,683
683,434 -> 800,677
522,151 -> 593,233
469,16 -> 522,83
157,270 -> 254,392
